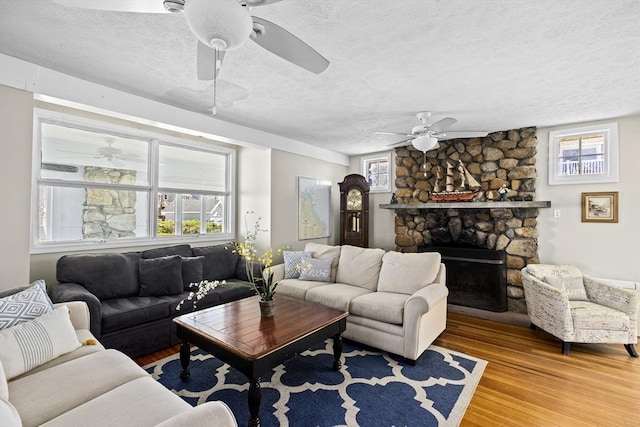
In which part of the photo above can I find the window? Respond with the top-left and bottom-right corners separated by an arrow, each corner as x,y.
33,109 -> 235,252
548,123 -> 618,185
362,153 -> 392,193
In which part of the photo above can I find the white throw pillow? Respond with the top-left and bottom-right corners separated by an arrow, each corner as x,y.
377,251 -> 442,295
335,245 -> 385,291
0,280 -> 53,331
0,305 -> 81,380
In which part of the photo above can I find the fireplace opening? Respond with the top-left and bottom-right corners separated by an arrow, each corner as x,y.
420,245 -> 507,312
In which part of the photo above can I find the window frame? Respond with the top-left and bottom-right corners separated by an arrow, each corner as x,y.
548,122 -> 619,185
31,109 -> 236,253
361,153 -> 392,193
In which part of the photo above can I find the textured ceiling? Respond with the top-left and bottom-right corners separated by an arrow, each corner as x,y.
1,0 -> 639,155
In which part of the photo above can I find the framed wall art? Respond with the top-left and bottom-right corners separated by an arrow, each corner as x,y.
298,176 -> 332,240
581,191 -> 618,223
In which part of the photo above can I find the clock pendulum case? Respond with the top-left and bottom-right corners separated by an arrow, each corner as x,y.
338,174 -> 370,247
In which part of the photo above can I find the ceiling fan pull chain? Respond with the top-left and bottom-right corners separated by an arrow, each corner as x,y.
212,48 -> 222,116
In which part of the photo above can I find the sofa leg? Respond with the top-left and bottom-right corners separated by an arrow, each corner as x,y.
404,358 -> 417,366
529,323 -> 537,330
624,344 -> 639,357
561,342 -> 570,355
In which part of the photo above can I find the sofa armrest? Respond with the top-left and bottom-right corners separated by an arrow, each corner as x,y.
271,263 -> 285,283
405,282 -> 449,319
53,301 -> 91,330
48,282 -> 102,337
155,401 -> 238,427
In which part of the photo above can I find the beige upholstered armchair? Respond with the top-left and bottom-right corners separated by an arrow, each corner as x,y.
521,264 -> 638,357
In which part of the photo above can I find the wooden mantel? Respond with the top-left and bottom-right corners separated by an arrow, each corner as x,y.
379,201 -> 551,210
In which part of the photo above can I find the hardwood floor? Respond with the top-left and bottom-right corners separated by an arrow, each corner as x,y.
136,312 -> 640,426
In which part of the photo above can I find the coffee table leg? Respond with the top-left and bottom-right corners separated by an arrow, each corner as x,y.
333,333 -> 343,370
179,339 -> 191,380
248,377 -> 261,427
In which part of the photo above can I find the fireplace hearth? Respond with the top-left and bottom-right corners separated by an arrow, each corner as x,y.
421,246 -> 507,312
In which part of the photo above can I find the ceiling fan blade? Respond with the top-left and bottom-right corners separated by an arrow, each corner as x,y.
244,0 -> 285,5
428,117 -> 457,133
197,42 -> 226,80
375,131 -> 413,137
389,138 -> 415,147
434,131 -> 489,139
53,0 -> 170,13
250,17 -> 329,74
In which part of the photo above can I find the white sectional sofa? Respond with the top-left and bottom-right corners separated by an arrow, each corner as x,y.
273,243 -> 449,363
1,300 -> 237,427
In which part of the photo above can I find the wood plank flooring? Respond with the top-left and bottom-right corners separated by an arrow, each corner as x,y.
136,312 -> 640,426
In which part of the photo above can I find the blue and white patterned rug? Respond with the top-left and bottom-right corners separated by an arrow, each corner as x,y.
145,340 -> 486,426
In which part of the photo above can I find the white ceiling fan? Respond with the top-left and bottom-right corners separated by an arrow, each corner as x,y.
375,112 -> 489,153
53,0 -> 330,115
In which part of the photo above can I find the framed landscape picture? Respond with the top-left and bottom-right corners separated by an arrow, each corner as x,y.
581,191 -> 618,223
298,177 -> 331,240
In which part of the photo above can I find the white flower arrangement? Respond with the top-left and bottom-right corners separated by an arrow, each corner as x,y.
176,279 -> 225,312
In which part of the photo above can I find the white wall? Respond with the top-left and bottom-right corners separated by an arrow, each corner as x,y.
537,114 -> 640,281
270,150 -> 348,255
237,146 -> 272,251
348,151 -> 397,251
0,86 -> 33,290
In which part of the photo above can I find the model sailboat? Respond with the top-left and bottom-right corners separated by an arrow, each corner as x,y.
432,160 -> 480,201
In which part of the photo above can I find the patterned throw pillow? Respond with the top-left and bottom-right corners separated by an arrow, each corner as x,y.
298,257 -> 334,282
283,251 -> 312,279
0,305 -> 81,380
0,280 -> 53,331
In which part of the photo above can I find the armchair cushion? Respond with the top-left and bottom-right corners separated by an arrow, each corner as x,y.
526,264 -> 588,301
570,301 -> 630,331
0,280 -> 53,330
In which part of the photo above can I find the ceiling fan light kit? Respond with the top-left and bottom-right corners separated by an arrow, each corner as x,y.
411,135 -> 439,153
184,0 -> 253,50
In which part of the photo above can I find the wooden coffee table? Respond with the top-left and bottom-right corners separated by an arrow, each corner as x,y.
173,294 -> 348,427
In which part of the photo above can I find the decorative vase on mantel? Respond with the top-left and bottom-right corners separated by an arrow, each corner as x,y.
259,299 -> 275,317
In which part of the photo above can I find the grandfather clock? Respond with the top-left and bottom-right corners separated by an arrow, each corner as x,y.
338,174 -> 370,247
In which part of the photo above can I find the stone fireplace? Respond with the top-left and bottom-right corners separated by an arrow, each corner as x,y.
386,127 -> 548,313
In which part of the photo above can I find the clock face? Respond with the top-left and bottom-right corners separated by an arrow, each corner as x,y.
347,188 -> 362,210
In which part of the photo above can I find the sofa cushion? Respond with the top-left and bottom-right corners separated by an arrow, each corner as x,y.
56,252 -> 142,300
335,245 -> 385,291
305,283 -> 372,312
350,292 -> 410,325
377,251 -> 442,295
0,305 -> 80,380
0,280 -> 53,330
40,376 -> 191,427
304,243 -> 341,282
141,244 -> 192,259
283,250 -> 311,279
8,349 -> 147,427
181,256 -> 204,291
139,255 -> 184,297
192,243 -> 239,281
299,257 -> 333,282
101,297 -> 169,334
275,279 -> 330,300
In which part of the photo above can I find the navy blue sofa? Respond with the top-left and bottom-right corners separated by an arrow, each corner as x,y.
48,243 -> 257,358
